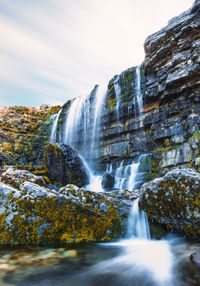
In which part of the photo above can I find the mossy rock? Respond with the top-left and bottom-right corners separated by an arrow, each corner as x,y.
0,182 -> 129,245
140,168 -> 200,239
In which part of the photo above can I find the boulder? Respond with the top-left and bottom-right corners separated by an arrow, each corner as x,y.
140,168 -> 200,238
43,143 -> 89,187
1,167 -> 46,188
0,181 -> 131,245
102,173 -> 115,190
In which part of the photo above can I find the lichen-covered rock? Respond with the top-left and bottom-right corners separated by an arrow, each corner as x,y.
0,182 -> 130,245
43,143 -> 89,187
1,167 -> 46,188
140,168 -> 200,238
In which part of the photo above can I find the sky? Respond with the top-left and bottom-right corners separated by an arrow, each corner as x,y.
0,0 -> 194,107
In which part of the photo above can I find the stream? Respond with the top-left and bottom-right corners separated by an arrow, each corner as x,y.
0,238 -> 199,286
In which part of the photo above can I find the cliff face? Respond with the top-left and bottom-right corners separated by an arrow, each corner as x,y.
101,0 -> 200,174
142,0 -> 200,173
89,0 -> 199,175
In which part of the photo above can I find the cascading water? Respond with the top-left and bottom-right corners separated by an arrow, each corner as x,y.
113,161 -> 139,191
61,85 -> 107,192
91,84 -> 107,160
134,65 -> 143,126
126,198 -> 151,239
113,75 -> 121,120
49,108 -> 62,142
63,94 -> 89,150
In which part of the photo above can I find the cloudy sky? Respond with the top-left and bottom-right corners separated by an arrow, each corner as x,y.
0,0 -> 193,107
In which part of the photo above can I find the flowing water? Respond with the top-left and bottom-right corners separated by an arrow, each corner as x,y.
134,65 -> 143,127
113,75 -> 121,121
49,108 -> 62,142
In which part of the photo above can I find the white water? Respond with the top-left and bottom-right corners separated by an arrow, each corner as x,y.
49,108 -> 62,142
97,198 -> 175,286
63,95 -> 88,149
114,161 -> 139,191
79,155 -> 104,192
126,198 -> 151,239
94,159 -> 175,286
134,65 -> 143,126
113,75 -> 121,120
62,85 -> 107,192
91,84 -> 107,159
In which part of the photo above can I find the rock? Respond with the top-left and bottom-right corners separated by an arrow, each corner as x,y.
140,168 -> 200,238
43,143 -> 89,187
1,167 -> 46,188
0,181 -> 131,245
190,251 -> 200,267
102,173 -> 115,190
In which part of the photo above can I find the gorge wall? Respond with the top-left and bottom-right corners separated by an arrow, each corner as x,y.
0,0 -> 200,180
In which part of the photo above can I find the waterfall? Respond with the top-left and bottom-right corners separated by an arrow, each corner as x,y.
134,65 -> 143,126
49,108 -> 62,142
91,84 -> 107,159
63,94 -> 89,151
113,161 -> 139,191
126,198 -> 150,239
49,65 -> 145,193
113,75 -> 121,120
62,85 -> 107,191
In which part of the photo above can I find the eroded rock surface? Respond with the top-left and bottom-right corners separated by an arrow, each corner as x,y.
140,168 -> 200,237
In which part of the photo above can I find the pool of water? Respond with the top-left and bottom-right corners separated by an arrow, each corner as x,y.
0,235 -> 199,286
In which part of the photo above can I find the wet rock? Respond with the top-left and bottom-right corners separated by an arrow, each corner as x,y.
140,168 -> 200,238
102,173 -> 115,191
190,251 -> 200,267
43,143 -> 89,187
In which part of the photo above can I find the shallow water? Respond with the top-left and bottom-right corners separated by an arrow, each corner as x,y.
0,236 -> 199,286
